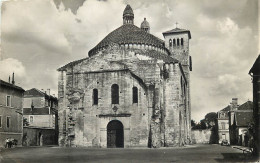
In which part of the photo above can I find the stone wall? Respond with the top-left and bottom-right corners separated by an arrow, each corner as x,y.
58,47 -> 191,148
59,67 -> 149,147
191,129 -> 212,144
23,127 -> 57,146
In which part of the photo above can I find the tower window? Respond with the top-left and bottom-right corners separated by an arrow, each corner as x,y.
93,89 -> 98,105
181,38 -> 184,46
177,38 -> 180,46
74,74 -> 79,87
111,84 -> 119,104
173,39 -> 176,46
133,87 -> 138,103
0,116 -> 2,128
169,39 -> 172,47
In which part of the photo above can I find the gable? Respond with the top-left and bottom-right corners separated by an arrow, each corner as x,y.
24,88 -> 45,97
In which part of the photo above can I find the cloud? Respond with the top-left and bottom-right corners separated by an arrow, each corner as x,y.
1,0 -> 258,121
0,58 -> 26,82
217,18 -> 239,34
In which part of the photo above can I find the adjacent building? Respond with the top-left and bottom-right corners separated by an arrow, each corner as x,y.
58,5 -> 192,148
217,106 -> 231,144
23,88 -> 58,146
249,54 -> 260,156
217,98 -> 254,147
217,98 -> 239,144
229,101 -> 253,146
0,75 -> 24,147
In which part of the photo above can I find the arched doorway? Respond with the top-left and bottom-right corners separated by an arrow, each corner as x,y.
107,120 -> 124,148
38,132 -> 43,146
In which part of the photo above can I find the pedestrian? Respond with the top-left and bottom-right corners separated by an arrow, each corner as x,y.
5,138 -> 10,148
9,138 -> 14,148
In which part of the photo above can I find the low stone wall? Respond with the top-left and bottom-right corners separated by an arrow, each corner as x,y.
23,127 -> 58,146
191,129 -> 212,144
0,132 -> 22,147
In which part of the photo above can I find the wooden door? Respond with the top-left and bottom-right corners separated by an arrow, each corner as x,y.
107,120 -> 124,148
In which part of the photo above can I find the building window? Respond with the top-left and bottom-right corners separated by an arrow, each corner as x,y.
181,38 -> 184,46
6,96 -> 11,107
177,38 -> 180,46
222,134 -> 226,140
111,84 -> 119,104
29,116 -> 33,123
6,117 -> 10,128
0,116 -> 2,128
173,39 -> 176,46
169,39 -> 172,47
93,89 -> 98,105
133,87 -> 138,103
221,122 -> 225,129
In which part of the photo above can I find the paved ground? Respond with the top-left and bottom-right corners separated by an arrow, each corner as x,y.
0,144 -> 258,163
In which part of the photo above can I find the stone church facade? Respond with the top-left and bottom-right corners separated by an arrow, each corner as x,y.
58,5 -> 192,148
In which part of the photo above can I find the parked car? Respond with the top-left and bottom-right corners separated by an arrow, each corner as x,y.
221,139 -> 230,146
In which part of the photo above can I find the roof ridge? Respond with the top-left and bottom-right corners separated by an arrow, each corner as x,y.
32,88 -> 45,95
0,79 -> 25,91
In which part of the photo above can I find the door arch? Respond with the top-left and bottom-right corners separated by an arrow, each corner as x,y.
38,132 -> 43,146
107,120 -> 124,148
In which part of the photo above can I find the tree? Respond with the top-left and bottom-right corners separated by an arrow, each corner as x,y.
23,117 -> 29,126
191,119 -> 196,127
200,120 -> 207,129
204,112 -> 217,128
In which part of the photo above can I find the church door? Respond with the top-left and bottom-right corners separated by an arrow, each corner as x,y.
107,120 -> 124,148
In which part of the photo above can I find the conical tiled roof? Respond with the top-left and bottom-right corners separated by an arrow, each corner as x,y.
123,4 -> 134,17
141,18 -> 150,29
88,24 -> 165,57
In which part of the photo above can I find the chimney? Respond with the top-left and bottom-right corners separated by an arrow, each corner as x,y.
47,89 -> 50,96
8,76 -> 10,83
231,98 -> 238,110
12,72 -> 15,85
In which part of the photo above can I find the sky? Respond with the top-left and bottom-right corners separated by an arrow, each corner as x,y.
0,0 -> 259,122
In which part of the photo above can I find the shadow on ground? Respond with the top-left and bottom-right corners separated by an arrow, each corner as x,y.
215,153 -> 259,162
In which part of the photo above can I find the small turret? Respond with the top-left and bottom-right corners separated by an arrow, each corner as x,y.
141,18 -> 150,33
123,5 -> 134,25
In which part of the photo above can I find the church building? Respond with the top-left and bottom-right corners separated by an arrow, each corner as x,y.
57,5 -> 192,148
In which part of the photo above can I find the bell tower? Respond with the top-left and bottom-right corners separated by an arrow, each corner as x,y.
163,25 -> 192,143
162,26 -> 192,71
123,5 -> 134,25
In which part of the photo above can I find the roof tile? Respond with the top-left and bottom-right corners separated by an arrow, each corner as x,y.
88,24 -> 165,57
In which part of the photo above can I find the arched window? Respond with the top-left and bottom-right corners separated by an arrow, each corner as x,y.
173,39 -> 176,46
132,87 -> 138,103
111,84 -> 119,104
177,38 -> 180,46
181,38 -> 184,46
93,89 -> 98,105
169,39 -> 172,47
